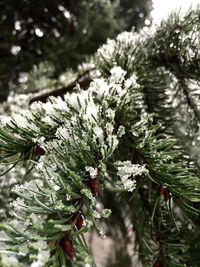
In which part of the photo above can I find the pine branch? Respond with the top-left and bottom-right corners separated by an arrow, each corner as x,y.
1,9 -> 200,267
180,79 -> 200,122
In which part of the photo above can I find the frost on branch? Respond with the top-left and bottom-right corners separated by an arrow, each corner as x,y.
0,47 -> 146,265
115,161 -> 148,192
0,14 -> 200,267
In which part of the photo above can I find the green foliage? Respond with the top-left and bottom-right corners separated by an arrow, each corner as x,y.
0,6 -> 200,267
0,0 -> 152,101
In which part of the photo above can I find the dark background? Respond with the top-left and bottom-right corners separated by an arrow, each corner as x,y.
0,0 -> 152,101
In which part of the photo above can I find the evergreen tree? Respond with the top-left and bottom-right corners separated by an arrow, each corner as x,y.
0,6 -> 200,267
0,0 -> 152,101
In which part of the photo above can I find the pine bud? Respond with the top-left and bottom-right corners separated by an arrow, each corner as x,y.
155,233 -> 160,241
75,213 -> 84,230
153,259 -> 162,267
88,178 -> 99,197
159,186 -> 171,201
35,145 -> 45,156
163,188 -> 171,202
62,237 -> 74,260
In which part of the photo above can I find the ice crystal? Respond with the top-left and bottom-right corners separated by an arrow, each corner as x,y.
115,161 -> 148,192
89,78 -> 110,99
109,66 -> 127,84
85,166 -> 98,179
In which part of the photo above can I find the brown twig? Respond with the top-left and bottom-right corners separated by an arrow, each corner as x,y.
29,69 -> 94,105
